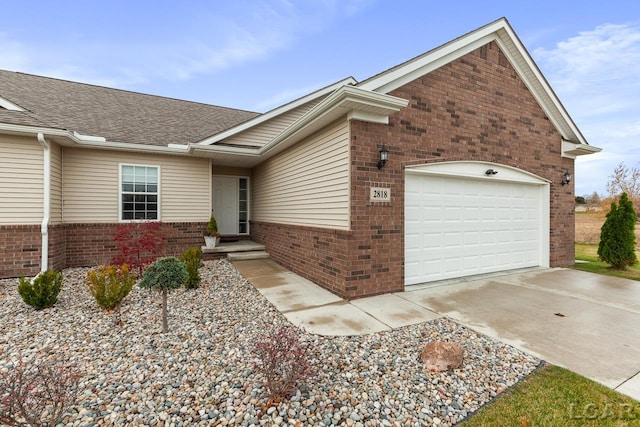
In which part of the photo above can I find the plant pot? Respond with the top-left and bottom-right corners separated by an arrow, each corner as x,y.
204,235 -> 220,248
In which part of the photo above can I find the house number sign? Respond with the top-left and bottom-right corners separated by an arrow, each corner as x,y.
370,187 -> 391,202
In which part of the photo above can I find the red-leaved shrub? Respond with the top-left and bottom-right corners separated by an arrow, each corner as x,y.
111,221 -> 166,276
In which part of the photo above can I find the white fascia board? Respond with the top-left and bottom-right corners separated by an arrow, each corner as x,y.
0,123 -> 194,155
0,123 -> 69,137
197,76 -> 357,146
493,26 -> 590,146
358,19 -> 507,93
359,18 -> 592,148
259,85 -> 408,156
0,96 -> 25,111
347,110 -> 389,125
190,144 -> 261,157
72,138 -> 193,155
562,140 -> 602,159
73,131 -> 106,142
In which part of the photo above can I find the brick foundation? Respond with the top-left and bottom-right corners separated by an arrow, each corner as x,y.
0,224 -> 42,278
64,222 -> 208,267
0,222 -> 208,278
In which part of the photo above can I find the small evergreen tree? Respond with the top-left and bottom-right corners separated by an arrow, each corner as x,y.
86,264 -> 136,311
18,270 -> 63,309
598,192 -> 638,269
139,257 -> 188,333
181,246 -> 202,289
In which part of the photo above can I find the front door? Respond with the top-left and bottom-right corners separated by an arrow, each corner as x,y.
212,176 -> 249,235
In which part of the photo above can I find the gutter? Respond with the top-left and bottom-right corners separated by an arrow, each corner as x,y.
37,132 -> 50,272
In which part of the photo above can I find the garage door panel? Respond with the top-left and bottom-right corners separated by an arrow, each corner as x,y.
405,173 -> 545,285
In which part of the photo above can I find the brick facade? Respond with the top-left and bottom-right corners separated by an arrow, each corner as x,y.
254,41 -> 575,299
0,222 -> 208,278
0,225 -> 41,278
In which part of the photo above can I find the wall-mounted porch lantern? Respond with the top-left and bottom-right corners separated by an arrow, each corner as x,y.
377,145 -> 389,169
561,171 -> 572,186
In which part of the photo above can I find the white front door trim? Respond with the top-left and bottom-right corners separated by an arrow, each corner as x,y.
212,175 -> 250,236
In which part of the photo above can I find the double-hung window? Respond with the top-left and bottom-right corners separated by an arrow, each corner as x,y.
120,164 -> 159,220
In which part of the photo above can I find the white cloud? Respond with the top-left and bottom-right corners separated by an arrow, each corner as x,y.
0,1 -> 372,92
533,23 -> 640,196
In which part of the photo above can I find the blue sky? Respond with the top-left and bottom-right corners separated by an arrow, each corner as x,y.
2,0 -> 639,197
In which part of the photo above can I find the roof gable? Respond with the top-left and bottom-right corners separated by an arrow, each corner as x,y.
358,17 -> 590,146
196,77 -> 357,146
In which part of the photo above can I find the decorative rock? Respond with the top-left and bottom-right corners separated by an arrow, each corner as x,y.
420,341 -> 464,372
0,260 -> 539,427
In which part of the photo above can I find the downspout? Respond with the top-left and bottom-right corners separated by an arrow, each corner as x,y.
37,132 -> 50,272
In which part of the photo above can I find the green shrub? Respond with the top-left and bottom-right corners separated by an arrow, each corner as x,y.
86,264 -> 136,310
181,246 -> 202,289
206,215 -> 220,236
139,257 -> 188,333
17,270 -> 63,310
598,192 -> 638,269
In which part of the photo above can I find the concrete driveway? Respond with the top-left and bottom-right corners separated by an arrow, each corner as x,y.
234,259 -> 640,401
400,268 -> 640,400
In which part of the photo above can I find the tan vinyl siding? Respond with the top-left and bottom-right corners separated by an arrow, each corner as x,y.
0,135 -> 43,224
63,147 -> 210,223
252,119 -> 350,229
222,99 -> 323,148
50,143 -> 63,224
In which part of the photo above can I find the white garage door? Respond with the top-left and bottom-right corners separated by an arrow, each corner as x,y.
405,163 -> 549,286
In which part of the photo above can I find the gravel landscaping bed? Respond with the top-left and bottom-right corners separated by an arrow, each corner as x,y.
1,259 -> 540,426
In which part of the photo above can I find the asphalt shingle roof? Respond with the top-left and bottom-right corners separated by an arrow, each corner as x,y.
0,70 -> 260,147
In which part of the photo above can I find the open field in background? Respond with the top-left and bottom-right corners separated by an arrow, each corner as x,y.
575,211 -> 640,245
574,210 -> 640,280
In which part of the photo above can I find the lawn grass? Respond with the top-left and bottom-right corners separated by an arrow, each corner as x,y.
574,243 -> 640,281
460,364 -> 640,426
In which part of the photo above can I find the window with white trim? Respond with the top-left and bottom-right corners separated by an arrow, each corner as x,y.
120,164 -> 159,220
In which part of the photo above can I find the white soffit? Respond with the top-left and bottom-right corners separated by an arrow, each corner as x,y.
358,18 -> 592,148
562,140 -> 602,159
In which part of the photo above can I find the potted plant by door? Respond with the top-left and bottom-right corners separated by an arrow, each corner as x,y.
204,215 -> 221,247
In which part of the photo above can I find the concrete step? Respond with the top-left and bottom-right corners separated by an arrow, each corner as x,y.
202,240 -> 265,254
227,250 -> 270,261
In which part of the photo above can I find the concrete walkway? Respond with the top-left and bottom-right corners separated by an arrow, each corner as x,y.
232,259 -> 640,401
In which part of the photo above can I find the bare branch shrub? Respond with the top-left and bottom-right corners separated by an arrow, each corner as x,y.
251,325 -> 315,400
0,360 -> 80,427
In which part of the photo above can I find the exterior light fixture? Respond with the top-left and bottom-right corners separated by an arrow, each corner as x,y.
377,145 -> 389,169
561,171 -> 572,186
485,168 -> 498,175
